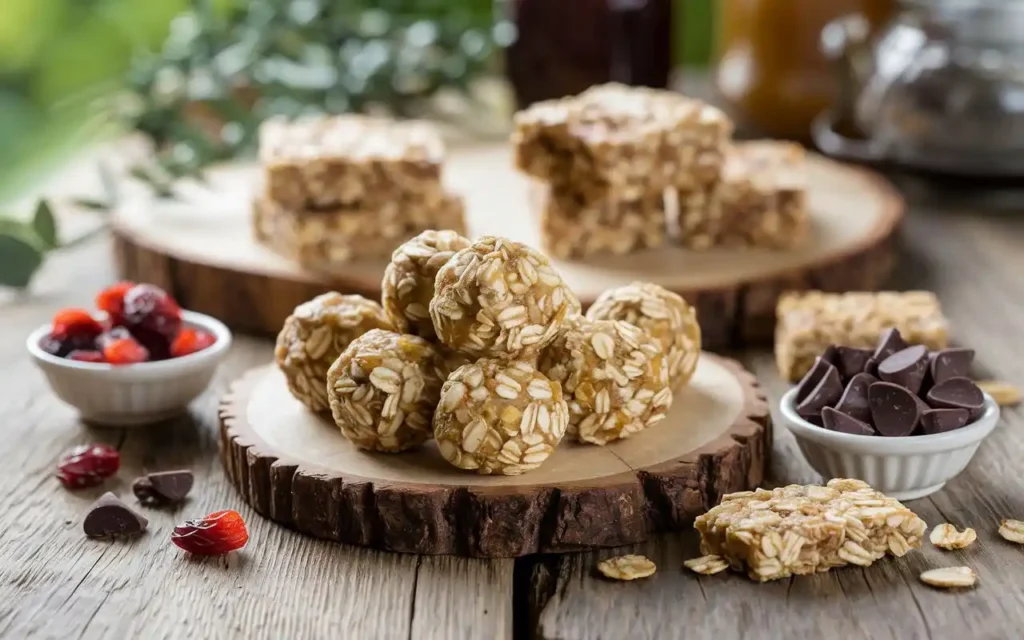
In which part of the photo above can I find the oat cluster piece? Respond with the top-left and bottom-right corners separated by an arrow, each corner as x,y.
596,555 -> 657,581
694,478 -> 927,582
253,114 -> 466,269
275,293 -> 395,413
586,282 -> 701,389
673,142 -> 809,250
776,291 -> 950,382
326,329 -> 445,452
539,317 -> 672,445
434,359 -> 569,475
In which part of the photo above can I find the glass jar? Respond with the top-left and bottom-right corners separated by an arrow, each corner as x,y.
499,0 -> 673,109
714,0 -> 895,140
816,0 -> 1024,177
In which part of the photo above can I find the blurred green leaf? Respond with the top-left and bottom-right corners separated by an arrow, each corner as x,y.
0,228 -> 45,289
32,199 -> 58,249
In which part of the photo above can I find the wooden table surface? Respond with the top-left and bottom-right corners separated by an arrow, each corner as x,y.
3,179 -> 1024,640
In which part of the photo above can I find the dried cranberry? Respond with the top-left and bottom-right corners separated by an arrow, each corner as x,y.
171,510 -> 249,555
52,308 -> 103,341
68,350 -> 106,363
40,332 -> 96,358
56,444 -> 120,489
102,337 -> 149,365
120,285 -> 182,360
96,327 -> 133,349
95,281 -> 135,323
170,328 -> 216,358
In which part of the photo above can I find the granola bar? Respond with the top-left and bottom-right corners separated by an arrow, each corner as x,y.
775,291 -> 950,382
539,188 -> 667,260
673,141 -> 809,250
513,83 -> 732,202
259,114 -> 446,210
253,193 -> 466,269
694,479 -> 927,583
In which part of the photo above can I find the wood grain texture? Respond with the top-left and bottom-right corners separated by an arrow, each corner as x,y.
528,196 -> 1024,640
111,149 -> 902,350
0,238 -> 513,640
219,356 -> 771,557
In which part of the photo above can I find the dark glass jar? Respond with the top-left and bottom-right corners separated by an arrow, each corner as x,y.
501,0 -> 673,109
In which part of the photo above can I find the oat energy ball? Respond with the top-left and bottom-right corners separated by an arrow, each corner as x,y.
430,236 -> 581,359
539,317 -> 672,445
327,329 -> 445,452
275,293 -> 395,413
382,230 -> 472,340
586,282 -> 701,389
434,359 -> 569,475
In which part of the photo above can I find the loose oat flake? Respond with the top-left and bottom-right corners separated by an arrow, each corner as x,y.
597,555 -> 657,581
998,519 -> 1024,544
919,566 -> 977,589
976,380 -> 1021,407
929,523 -> 978,550
683,555 -> 729,576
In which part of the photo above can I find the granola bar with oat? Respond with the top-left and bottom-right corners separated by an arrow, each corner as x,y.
430,236 -> 580,360
326,329 -> 445,452
539,188 -> 667,260
694,478 -> 927,583
275,293 -> 396,413
775,291 -> 950,382
538,317 -> 671,445
513,83 -> 732,201
673,141 -> 809,250
434,358 -> 569,475
259,114 -> 446,210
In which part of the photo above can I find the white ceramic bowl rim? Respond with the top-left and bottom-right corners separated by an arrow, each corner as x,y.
780,386 -> 1000,456
26,309 -> 232,373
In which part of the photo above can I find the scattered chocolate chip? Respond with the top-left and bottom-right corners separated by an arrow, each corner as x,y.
794,357 -> 832,404
133,469 -> 194,505
869,381 -> 928,437
796,364 -> 844,424
873,327 -> 908,362
821,344 -> 838,365
919,408 -> 970,435
835,347 -> 873,381
822,407 -> 876,436
83,492 -> 148,539
833,372 -> 876,424
927,377 -> 985,420
877,345 -> 929,395
929,348 -> 975,385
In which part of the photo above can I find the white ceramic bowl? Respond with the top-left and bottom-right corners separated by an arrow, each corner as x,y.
780,388 -> 999,501
27,310 -> 232,427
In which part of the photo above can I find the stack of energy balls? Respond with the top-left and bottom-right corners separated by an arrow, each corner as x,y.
275,230 -> 701,475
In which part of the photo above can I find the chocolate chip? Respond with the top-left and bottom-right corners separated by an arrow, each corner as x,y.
822,407 -> 876,436
869,381 -> 928,437
833,373 -> 877,424
873,327 -> 908,362
929,348 -> 975,385
863,357 -> 879,377
835,346 -> 873,381
877,345 -> 929,395
927,377 -> 985,420
919,408 -> 970,435
796,364 -> 844,424
821,344 -> 838,365
83,492 -> 148,539
133,470 -> 194,505
794,357 -> 833,404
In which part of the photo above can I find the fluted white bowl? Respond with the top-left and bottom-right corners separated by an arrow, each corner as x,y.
27,310 -> 232,427
780,388 -> 999,501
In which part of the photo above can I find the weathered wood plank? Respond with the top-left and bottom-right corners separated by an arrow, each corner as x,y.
0,238 -> 515,639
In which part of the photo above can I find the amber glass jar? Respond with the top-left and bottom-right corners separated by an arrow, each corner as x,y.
714,0 -> 895,140
502,0 -> 673,109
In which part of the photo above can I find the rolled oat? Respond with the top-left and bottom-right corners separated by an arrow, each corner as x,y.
683,555 -> 730,576
596,554 -> 657,581
998,519 -> 1024,544
929,523 -> 977,550
919,566 -> 977,589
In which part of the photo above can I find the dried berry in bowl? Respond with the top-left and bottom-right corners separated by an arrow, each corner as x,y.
792,327 -> 986,437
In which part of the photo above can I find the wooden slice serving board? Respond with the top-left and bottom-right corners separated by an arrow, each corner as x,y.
115,143 -> 902,349
220,353 -> 770,557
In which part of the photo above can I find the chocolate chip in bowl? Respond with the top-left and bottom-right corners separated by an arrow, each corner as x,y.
779,327 -> 1000,500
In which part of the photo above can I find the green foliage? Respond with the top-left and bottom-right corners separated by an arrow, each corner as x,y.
0,201 -> 54,288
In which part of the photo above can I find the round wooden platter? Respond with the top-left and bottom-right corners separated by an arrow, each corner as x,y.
114,143 -> 903,349
220,353 -> 771,558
